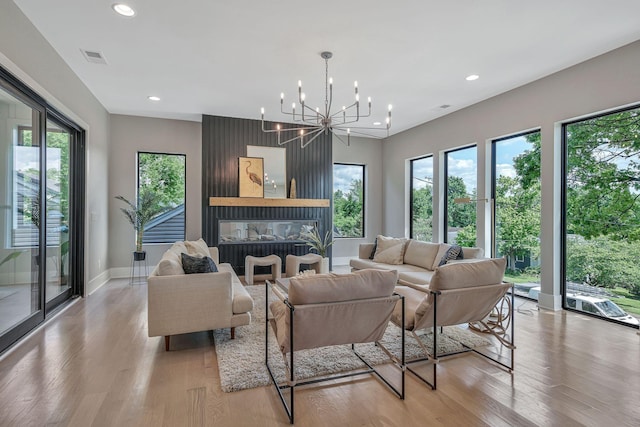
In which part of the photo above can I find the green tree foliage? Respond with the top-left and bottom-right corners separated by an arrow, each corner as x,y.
566,237 -> 640,295
333,179 -> 363,238
138,153 -> 186,209
411,185 -> 432,241
447,176 -> 476,245
495,175 -> 541,271
515,108 -> 640,292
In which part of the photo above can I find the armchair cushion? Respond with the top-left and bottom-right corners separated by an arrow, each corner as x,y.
287,269 -> 398,305
429,257 -> 506,291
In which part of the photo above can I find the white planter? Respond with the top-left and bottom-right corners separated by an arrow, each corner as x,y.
319,257 -> 330,274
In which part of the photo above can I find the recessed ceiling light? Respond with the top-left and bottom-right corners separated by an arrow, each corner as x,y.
148,96 -> 161,101
373,122 -> 382,126
465,74 -> 480,81
112,4 -> 136,17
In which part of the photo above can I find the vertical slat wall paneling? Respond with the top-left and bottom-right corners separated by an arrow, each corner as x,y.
202,115 -> 332,274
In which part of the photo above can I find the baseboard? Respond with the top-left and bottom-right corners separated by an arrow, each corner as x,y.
87,269 -> 110,295
109,267 -> 132,279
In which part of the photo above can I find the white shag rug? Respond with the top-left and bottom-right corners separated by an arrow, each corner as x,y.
214,285 -> 491,392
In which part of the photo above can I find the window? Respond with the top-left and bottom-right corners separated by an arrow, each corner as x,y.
410,156 -> 433,241
563,105 -> 640,327
444,146 -> 477,245
137,152 -> 186,243
492,130 -> 541,288
333,163 -> 365,238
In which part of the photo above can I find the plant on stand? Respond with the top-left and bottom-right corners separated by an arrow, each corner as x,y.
304,227 -> 334,273
115,190 -> 164,261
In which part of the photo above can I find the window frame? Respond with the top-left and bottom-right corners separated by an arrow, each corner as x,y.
409,155 -> 433,241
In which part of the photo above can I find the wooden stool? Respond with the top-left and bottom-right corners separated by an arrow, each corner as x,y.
285,253 -> 323,277
245,254 -> 282,285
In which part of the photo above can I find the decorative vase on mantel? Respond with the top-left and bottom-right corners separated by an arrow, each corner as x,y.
289,178 -> 297,199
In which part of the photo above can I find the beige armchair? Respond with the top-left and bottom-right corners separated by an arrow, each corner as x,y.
148,245 -> 253,351
267,269 -> 405,424
391,257 -> 514,389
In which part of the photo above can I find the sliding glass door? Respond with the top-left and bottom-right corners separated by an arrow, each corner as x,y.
0,67 -> 84,353
0,84 -> 44,341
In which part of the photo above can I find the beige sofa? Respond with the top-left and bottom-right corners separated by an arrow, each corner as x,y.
147,239 -> 253,350
350,237 -> 485,290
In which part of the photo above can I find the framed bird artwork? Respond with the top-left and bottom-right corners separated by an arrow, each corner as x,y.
239,156 -> 264,197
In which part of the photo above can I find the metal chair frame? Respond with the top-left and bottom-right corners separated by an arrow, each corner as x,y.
265,281 -> 405,424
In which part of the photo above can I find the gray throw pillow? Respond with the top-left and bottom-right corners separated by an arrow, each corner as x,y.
181,252 -> 218,274
369,238 -> 378,259
438,244 -> 462,267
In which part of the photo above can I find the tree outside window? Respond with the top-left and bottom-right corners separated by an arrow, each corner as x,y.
137,153 -> 186,243
333,164 -> 365,238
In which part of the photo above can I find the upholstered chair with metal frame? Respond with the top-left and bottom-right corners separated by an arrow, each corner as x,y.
391,257 -> 514,390
266,269 -> 405,424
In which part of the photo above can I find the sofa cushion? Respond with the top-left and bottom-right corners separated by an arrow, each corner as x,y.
185,238 -> 210,257
461,246 -> 484,259
181,253 -> 218,274
398,270 -> 435,287
429,257 -> 506,291
157,258 -> 185,276
287,269 -> 397,305
350,258 -> 431,273
431,243 -> 452,270
403,240 -> 441,270
373,235 -> 407,265
168,241 -> 188,256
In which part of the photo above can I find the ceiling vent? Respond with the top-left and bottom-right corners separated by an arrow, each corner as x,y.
81,49 -> 107,65
439,104 -> 451,109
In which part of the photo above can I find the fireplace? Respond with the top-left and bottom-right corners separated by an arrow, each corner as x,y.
218,219 -> 318,245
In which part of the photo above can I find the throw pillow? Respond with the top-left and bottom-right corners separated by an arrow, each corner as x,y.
438,244 -> 462,267
373,235 -> 407,265
181,252 -> 218,274
369,237 -> 378,259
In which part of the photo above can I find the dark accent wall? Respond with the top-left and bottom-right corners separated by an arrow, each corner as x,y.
202,115 -> 332,274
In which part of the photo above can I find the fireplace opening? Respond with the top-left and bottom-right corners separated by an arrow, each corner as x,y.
218,219 -> 318,245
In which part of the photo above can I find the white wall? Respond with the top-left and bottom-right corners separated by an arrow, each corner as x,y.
109,115 -> 201,274
0,0 -> 111,295
332,135 -> 382,265
383,40 -> 640,310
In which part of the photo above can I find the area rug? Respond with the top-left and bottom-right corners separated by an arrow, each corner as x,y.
213,285 -> 491,392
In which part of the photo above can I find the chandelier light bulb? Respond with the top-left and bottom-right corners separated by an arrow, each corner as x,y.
329,77 -> 333,84
261,107 -> 264,115
355,94 -> 360,102
298,80 -> 302,87
301,93 -> 306,102
280,92 -> 284,99
388,104 -> 393,111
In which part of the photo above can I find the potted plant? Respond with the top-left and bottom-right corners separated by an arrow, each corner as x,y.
115,190 -> 164,261
304,227 -> 334,273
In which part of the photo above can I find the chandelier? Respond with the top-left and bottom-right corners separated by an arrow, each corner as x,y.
261,51 -> 392,148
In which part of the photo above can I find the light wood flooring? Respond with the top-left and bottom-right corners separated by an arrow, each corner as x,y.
0,276 -> 639,426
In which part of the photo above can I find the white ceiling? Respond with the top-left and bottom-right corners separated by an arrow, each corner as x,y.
13,0 -> 640,136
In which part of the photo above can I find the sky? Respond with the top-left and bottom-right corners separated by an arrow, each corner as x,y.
333,135 -> 535,196
411,135 -> 535,193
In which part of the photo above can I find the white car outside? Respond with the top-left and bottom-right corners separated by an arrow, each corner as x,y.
527,287 -> 640,326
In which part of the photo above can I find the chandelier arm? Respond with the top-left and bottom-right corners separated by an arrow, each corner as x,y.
334,128 -> 387,139
300,128 -> 327,148
333,132 -> 350,147
276,126 -> 324,147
